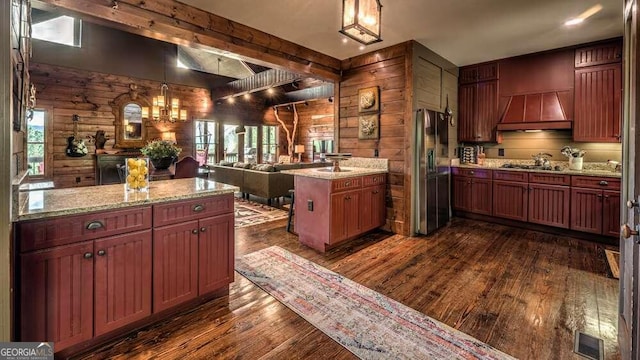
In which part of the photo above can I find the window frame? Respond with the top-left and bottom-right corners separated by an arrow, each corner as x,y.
193,119 -> 218,165
32,15 -> 82,48
261,125 -> 278,163
26,107 -> 52,179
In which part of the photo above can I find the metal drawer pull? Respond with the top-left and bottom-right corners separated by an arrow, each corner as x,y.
345,181 -> 351,186
469,171 -> 475,175
373,190 -> 379,194
200,227 -> 206,233
373,178 -> 378,182
192,229 -> 199,234
193,204 -> 205,212
599,180 -> 609,186
97,250 -> 106,256
86,221 -> 104,230
84,252 -> 93,259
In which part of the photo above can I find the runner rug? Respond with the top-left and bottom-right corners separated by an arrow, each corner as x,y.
235,246 -> 516,360
234,198 -> 289,229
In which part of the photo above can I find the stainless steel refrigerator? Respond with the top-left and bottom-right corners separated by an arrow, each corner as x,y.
416,109 -> 450,235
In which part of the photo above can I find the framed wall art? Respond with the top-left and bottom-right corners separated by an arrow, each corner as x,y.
358,113 -> 379,140
358,86 -> 379,113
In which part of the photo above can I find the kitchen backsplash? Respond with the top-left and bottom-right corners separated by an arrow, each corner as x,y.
478,130 -> 621,162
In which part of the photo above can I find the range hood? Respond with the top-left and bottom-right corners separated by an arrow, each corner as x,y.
497,90 -> 573,131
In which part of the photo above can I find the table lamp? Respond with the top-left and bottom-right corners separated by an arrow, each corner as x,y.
162,131 -> 177,144
295,144 -> 305,162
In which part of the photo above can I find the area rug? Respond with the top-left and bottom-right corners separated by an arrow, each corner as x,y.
234,198 -> 289,229
236,246 -> 516,360
605,249 -> 620,279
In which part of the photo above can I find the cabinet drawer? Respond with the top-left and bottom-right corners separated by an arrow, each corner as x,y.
451,167 -> 492,179
153,194 -> 234,227
571,176 -> 621,190
362,174 -> 386,187
19,206 -> 152,252
528,172 -> 570,185
331,177 -> 362,193
493,170 -> 528,182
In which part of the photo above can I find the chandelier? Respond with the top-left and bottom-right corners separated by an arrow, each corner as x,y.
142,82 -> 187,122
339,0 -> 382,45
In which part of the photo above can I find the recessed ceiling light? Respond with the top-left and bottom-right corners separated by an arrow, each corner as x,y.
243,93 -> 251,100
342,38 -> 348,44
359,45 -> 365,51
227,97 -> 235,104
267,88 -> 274,95
565,4 -> 603,26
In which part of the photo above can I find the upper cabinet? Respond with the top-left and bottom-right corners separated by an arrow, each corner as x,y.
458,62 -> 499,142
573,40 -> 623,143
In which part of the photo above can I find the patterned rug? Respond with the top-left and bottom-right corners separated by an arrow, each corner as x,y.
234,198 -> 289,229
236,246 -> 516,360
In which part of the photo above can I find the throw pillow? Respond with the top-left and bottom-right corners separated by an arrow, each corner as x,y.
219,161 -> 234,166
255,164 -> 275,172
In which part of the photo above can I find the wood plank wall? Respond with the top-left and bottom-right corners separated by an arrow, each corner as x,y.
30,63 -> 211,188
340,43 -> 410,234
262,100 -> 335,162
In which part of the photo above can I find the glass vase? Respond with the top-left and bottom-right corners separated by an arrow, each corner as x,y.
125,157 -> 149,192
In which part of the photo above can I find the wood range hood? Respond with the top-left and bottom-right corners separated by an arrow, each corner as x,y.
497,90 -> 573,131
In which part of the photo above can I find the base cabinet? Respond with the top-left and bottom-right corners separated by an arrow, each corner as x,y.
570,176 -> 621,236
17,194 -> 234,354
492,181 -> 528,222
452,169 -> 492,215
295,174 -> 386,252
528,184 -> 570,229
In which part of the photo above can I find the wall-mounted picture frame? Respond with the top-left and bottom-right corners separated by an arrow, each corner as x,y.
358,86 -> 379,113
358,113 -> 379,140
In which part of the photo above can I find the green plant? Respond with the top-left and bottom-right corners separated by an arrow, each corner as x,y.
140,139 -> 182,160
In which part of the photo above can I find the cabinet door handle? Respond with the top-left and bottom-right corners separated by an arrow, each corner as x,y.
193,204 -> 205,212
469,171 -> 475,175
97,250 -> 106,256
192,229 -> 199,234
604,195 -> 610,199
84,252 -> 93,259
597,194 -> 603,200
599,180 -> 609,186
373,190 -> 379,194
200,227 -> 206,233
345,181 -> 351,186
373,178 -> 378,183
86,221 -> 104,230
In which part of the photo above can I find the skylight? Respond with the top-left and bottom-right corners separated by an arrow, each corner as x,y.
32,15 -> 81,47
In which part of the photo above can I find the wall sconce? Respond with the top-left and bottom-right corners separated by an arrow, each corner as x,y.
161,131 -> 177,144
295,144 -> 305,162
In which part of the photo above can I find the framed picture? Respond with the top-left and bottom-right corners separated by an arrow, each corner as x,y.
358,86 -> 379,113
358,113 -> 379,140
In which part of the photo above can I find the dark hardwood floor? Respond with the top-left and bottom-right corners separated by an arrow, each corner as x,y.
75,217 -> 620,360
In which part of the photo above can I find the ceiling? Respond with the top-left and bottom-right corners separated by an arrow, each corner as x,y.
181,0 -> 623,66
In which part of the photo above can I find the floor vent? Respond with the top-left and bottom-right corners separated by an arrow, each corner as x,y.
574,331 -> 604,360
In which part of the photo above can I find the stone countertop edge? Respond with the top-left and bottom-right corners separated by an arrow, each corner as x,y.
281,167 -> 389,180
16,178 -> 239,222
452,164 -> 622,178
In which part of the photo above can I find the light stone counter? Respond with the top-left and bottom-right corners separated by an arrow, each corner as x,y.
453,164 -> 622,178
281,166 -> 388,180
17,178 -> 239,221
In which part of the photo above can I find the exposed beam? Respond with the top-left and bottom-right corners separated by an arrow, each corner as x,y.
213,69 -> 301,99
267,83 -> 335,106
33,0 -> 342,82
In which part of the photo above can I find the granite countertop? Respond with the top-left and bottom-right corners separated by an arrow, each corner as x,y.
453,163 -> 622,178
281,166 -> 388,180
17,178 -> 239,222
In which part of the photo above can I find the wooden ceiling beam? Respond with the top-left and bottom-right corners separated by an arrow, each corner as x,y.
214,69 -> 302,99
33,0 -> 342,82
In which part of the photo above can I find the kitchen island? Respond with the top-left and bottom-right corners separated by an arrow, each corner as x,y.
282,165 -> 388,252
14,178 -> 238,356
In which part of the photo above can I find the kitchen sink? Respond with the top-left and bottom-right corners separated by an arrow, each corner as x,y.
315,168 -> 352,173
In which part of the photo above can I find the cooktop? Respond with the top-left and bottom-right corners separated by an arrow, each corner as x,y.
500,163 -> 563,171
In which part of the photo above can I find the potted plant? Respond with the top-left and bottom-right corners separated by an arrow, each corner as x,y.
140,139 -> 182,170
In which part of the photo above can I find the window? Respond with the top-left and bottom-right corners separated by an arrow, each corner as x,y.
194,120 -> 217,165
32,15 -> 81,47
262,126 -> 278,163
243,126 -> 259,164
223,125 -> 239,162
27,110 -> 46,177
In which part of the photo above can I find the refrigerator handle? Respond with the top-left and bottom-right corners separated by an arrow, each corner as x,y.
427,148 -> 435,172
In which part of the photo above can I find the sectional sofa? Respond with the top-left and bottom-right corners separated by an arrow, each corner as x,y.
208,162 -> 328,204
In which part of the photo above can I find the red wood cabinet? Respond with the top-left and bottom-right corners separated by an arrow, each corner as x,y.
94,230 -> 152,336
570,176 -> 621,236
21,241 -> 94,351
330,190 -> 362,244
603,190 -> 621,237
570,188 -> 603,234
574,63 -> 622,142
361,184 -> 386,232
575,42 -> 622,68
198,213 -> 234,295
458,80 -> 498,142
152,221 -> 199,313
492,180 -> 529,222
452,171 -> 492,215
528,184 -> 570,228
457,84 -> 476,142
